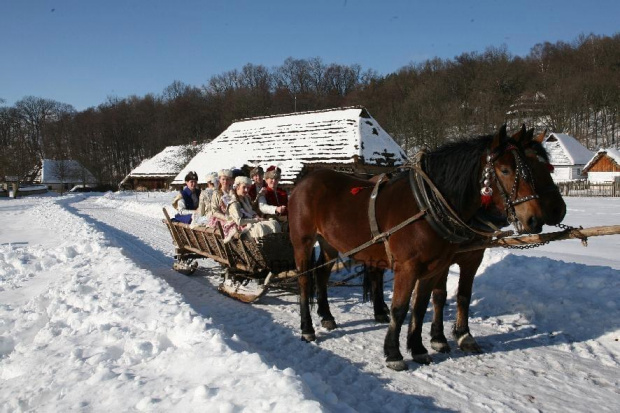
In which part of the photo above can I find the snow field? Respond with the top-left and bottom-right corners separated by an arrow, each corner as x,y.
0,199 -> 322,412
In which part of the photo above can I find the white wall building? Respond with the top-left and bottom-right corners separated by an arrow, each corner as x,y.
543,133 -> 593,182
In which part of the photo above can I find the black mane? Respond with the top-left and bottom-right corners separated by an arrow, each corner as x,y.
424,134 -> 494,214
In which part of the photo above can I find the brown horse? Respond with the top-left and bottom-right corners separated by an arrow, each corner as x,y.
416,127 -> 566,358
289,125 -> 544,371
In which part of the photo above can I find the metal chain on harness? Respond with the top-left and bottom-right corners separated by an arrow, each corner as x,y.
500,222 -> 587,250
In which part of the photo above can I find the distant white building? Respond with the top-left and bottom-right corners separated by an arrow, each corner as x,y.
543,133 -> 593,182
37,159 -> 97,192
172,106 -> 408,188
120,143 -> 205,190
583,148 -> 620,183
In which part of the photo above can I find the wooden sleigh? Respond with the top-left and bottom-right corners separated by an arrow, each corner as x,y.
162,208 -> 297,302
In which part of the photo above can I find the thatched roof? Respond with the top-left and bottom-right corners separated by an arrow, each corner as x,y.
172,107 -> 407,186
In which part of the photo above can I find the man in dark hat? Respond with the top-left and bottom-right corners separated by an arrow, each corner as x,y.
248,166 -> 265,206
258,166 -> 288,217
172,171 -> 201,223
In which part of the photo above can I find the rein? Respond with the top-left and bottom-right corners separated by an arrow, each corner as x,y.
410,152 -> 505,242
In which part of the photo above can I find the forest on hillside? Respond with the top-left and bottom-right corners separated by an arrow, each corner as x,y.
1,33 -> 618,187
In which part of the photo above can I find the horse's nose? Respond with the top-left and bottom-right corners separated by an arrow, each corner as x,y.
546,204 -> 567,226
527,215 -> 544,234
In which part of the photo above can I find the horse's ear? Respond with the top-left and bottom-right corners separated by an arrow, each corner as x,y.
512,124 -> 527,143
524,128 -> 535,143
492,124 -> 508,150
534,129 -> 547,144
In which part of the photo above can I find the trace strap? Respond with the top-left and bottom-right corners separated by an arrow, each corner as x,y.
294,209 -> 428,279
368,173 -> 395,266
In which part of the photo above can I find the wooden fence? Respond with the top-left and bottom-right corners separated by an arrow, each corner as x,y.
556,179 -> 620,197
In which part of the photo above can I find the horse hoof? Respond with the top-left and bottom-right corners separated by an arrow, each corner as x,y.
457,333 -> 482,353
374,314 -> 390,323
301,333 -> 316,342
430,340 -> 451,353
412,353 -> 433,365
386,360 -> 408,371
321,319 -> 337,330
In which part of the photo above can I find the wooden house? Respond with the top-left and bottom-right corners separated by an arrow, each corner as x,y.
172,106 -> 408,189
543,133 -> 593,182
583,148 -> 620,183
120,143 -> 205,190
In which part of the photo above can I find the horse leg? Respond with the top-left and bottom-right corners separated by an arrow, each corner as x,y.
384,263 -> 417,371
315,238 -> 337,330
367,266 -> 390,323
430,271 -> 451,353
293,236 -> 318,342
452,250 -> 485,353
408,278 -> 434,364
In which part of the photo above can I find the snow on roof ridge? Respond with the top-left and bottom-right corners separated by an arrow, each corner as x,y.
232,105 -> 365,123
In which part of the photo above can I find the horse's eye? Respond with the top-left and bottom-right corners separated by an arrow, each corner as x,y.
500,167 -> 510,176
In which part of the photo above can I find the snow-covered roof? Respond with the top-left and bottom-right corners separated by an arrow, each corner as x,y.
583,147 -> 620,172
173,107 -> 407,186
40,159 -> 97,184
543,133 -> 593,166
128,144 -> 202,177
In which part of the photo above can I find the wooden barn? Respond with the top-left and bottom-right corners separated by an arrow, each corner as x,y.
543,133 -> 593,182
120,143 -> 205,190
583,148 -> 620,183
172,106 -> 408,189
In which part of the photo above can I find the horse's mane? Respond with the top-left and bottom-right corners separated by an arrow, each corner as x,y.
390,134 -> 490,215
529,140 -> 550,162
424,134 -> 494,214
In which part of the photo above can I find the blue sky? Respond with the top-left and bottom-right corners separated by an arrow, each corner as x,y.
1,0 -> 618,111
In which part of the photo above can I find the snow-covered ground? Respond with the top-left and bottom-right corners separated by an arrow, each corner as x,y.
1,192 -> 618,412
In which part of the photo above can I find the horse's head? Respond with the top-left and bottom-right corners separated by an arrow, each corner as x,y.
519,127 -> 567,225
483,125 -> 545,234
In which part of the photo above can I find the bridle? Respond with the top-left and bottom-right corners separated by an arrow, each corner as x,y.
524,147 -> 562,196
483,143 -> 540,231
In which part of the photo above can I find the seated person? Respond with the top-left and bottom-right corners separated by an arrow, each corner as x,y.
227,176 -> 280,241
172,171 -> 200,224
192,172 -> 218,226
248,166 -> 265,207
209,169 -> 234,221
207,175 -> 280,242
258,166 -> 288,218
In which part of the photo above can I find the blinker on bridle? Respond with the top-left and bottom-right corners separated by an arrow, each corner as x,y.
480,143 -> 540,226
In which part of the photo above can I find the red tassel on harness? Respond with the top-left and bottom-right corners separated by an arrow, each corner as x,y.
481,194 -> 493,208
547,163 -> 555,172
350,187 -> 364,195
480,186 -> 493,208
